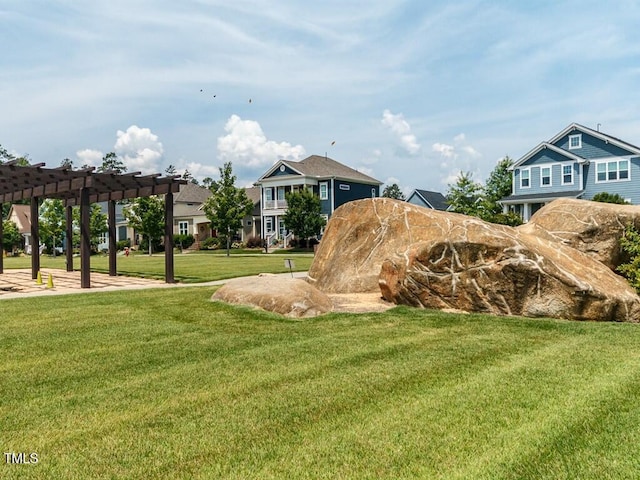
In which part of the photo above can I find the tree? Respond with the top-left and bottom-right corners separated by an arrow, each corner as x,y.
60,158 -> 74,169
40,199 -> 66,255
618,223 -> 640,294
446,171 -> 483,216
2,220 -> 22,253
71,203 -> 108,252
592,192 -> 629,205
479,156 -> 522,226
165,164 -> 177,176
202,162 -> 253,256
123,196 -> 165,256
182,168 -> 199,185
283,188 -> 326,248
382,183 -> 405,200
98,152 -> 127,173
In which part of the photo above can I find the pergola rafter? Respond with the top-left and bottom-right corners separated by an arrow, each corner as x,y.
0,163 -> 186,288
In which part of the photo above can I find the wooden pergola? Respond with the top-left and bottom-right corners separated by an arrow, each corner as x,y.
0,161 -> 186,287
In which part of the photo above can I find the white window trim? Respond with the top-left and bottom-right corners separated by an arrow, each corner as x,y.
561,163 -> 574,186
568,134 -> 582,150
594,158 -> 632,184
540,166 -> 552,187
319,181 -> 329,200
178,220 -> 189,236
519,168 -> 531,189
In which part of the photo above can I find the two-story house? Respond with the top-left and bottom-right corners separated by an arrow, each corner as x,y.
500,123 -> 640,221
255,155 -> 382,245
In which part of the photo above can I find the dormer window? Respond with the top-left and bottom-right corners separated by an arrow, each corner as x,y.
569,134 -> 582,150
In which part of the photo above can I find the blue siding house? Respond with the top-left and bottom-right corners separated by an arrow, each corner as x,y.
255,155 -> 382,245
500,123 -> 640,221
406,189 -> 449,211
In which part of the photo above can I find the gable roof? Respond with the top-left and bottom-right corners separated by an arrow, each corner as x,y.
174,182 -> 212,204
258,155 -> 382,185
511,142 -> 586,169
8,204 -> 31,234
549,123 -> 640,155
407,189 -> 448,210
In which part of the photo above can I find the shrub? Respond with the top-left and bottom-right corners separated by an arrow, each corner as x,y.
592,192 -> 630,204
174,234 -> 195,249
617,223 -> 640,293
200,237 -> 220,250
231,241 -> 244,249
245,236 -> 263,248
117,239 -> 131,251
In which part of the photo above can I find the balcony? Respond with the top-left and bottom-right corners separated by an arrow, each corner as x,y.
263,199 -> 288,210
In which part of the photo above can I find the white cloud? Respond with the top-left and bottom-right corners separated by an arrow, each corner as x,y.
381,109 -> 421,154
454,133 -> 466,143
432,142 -> 456,158
75,148 -> 103,168
181,162 -> 219,181
217,115 -> 306,168
114,125 -> 164,174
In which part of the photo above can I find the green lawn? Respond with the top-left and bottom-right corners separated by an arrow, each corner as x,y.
1,252 -> 313,283
2,288 -> 640,479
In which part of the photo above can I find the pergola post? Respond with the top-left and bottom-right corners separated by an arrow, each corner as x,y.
30,197 -> 40,279
108,200 -> 117,276
65,205 -> 73,272
80,188 -> 91,288
164,191 -> 175,283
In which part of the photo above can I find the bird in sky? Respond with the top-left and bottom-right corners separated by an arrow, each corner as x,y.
331,141 -> 336,146
248,98 -> 252,104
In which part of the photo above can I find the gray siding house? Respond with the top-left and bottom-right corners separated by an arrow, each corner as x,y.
255,155 -> 382,245
406,189 -> 448,210
500,123 -> 640,221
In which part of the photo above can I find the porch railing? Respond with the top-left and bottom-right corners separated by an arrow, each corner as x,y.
263,199 -> 288,210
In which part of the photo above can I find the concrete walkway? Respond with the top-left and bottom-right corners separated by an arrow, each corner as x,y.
0,269 -> 308,300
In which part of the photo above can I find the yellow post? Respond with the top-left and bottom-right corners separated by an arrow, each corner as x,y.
46,273 -> 54,289
35,270 -> 43,285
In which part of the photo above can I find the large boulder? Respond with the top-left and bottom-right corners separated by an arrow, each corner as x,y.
519,198 -> 640,270
212,275 -> 333,318
309,198 -> 640,321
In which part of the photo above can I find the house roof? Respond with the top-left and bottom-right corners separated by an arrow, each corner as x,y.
174,182 -> 212,204
259,155 -> 382,185
499,190 -> 584,204
8,204 -> 31,234
511,142 -> 587,169
245,186 -> 261,216
549,123 -> 640,155
407,189 -> 448,210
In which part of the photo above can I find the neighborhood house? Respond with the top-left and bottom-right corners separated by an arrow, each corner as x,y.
500,123 -> 640,221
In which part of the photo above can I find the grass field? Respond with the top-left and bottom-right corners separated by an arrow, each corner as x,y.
2,287 -> 640,479
1,251 -> 314,283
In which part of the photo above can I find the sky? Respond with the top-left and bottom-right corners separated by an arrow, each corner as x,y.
2,0 -> 640,195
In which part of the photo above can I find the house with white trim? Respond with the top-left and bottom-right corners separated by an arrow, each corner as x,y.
500,123 -> 640,221
255,155 -> 382,245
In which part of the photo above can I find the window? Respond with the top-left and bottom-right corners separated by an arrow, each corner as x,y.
569,134 -> 582,150
371,188 -> 377,198
339,184 -> 350,191
178,221 -> 189,236
562,164 -> 573,185
596,159 -> 630,183
265,217 -> 273,232
264,188 -> 273,201
541,167 -> 551,186
277,186 -> 285,200
319,182 -> 328,200
520,168 -> 530,188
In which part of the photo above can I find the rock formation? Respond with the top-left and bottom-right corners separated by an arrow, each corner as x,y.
519,198 -> 640,270
211,275 -> 332,318
308,198 -> 640,322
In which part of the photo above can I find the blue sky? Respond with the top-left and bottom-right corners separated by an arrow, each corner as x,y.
2,0 -> 640,195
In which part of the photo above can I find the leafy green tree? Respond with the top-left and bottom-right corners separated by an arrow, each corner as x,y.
382,183 -> 406,200
592,192 -> 630,204
124,196 -> 165,256
165,164 -> 177,176
446,171 -> 483,216
283,189 -> 326,248
202,162 -> 253,256
98,152 -> 127,173
71,204 -> 108,252
0,144 -> 15,163
2,220 -> 22,253
40,199 -> 66,255
480,156 -> 522,225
